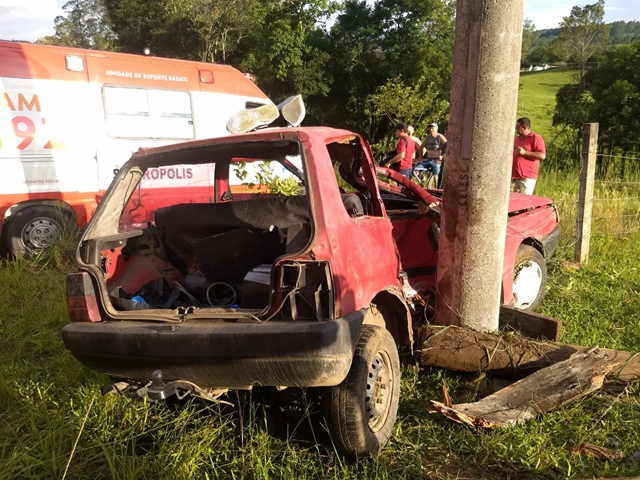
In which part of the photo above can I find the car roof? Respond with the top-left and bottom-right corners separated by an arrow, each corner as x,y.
131,126 -> 359,159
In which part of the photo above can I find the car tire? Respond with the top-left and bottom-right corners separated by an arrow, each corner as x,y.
2,205 -> 75,257
325,325 -> 400,456
512,244 -> 547,311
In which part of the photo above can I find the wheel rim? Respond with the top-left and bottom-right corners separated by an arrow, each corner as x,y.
21,216 -> 61,250
513,259 -> 543,308
365,350 -> 394,432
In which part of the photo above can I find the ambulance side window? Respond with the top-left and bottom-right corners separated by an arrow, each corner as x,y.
103,86 -> 194,140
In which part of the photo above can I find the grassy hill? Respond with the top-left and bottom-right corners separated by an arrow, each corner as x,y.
516,68 -> 576,140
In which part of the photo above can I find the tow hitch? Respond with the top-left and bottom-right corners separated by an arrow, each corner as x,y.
147,370 -> 177,401
100,370 -> 233,404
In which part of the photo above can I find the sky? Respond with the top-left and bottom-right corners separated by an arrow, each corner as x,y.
524,0 -> 640,30
0,0 -> 639,43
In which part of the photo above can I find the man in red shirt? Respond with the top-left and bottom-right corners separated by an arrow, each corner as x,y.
384,122 -> 416,179
512,117 -> 546,195
511,117 -> 547,195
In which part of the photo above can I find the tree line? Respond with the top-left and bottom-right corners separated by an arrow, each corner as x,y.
523,20 -> 640,67
15,0 -> 640,165
522,0 -> 640,173
34,0 -> 455,152
553,40 -> 640,175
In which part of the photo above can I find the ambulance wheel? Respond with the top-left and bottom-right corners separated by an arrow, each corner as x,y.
325,325 -> 400,456
3,205 -> 75,257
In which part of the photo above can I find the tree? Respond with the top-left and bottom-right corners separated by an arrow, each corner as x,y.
235,0 -> 337,101
525,43 -> 564,65
585,41 -> 640,173
37,0 -> 115,50
521,19 -> 540,64
102,0 -> 256,61
103,0 -> 173,56
33,0 -> 458,153
165,0 -> 257,63
609,21 -> 627,44
367,76 -> 449,127
552,83 -> 594,160
319,0 -> 455,144
557,0 -> 610,80
315,0 -> 389,135
553,40 -> 640,173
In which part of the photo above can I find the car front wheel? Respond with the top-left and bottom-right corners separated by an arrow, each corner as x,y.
324,325 -> 400,456
512,244 -> 547,311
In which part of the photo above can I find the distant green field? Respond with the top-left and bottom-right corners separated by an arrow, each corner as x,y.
517,68 -> 577,140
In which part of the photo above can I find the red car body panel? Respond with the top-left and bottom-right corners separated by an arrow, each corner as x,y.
123,127 -> 558,309
376,165 -> 559,306
119,127 -> 409,321
293,130 -> 404,318
61,125 -> 560,401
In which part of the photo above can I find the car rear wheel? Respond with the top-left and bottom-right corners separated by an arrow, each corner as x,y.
3,205 -> 75,257
324,325 -> 400,456
512,244 -> 547,311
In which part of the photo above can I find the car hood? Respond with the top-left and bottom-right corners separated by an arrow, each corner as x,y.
376,168 -> 555,213
508,192 -> 554,212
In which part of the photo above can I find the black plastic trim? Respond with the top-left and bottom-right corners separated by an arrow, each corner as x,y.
62,309 -> 366,388
541,225 -> 562,259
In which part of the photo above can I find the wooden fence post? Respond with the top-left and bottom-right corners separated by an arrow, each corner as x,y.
575,123 -> 598,264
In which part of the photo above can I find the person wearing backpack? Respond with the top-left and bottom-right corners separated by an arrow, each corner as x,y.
383,122 -> 416,179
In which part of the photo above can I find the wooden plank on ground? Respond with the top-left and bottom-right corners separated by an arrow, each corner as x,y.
498,305 -> 562,341
418,325 -> 640,384
430,348 -> 618,428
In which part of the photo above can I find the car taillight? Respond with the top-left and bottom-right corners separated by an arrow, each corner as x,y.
279,261 -> 334,320
66,272 -> 102,322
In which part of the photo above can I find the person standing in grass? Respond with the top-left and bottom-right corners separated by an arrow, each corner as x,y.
384,122 -> 415,179
512,117 -> 546,195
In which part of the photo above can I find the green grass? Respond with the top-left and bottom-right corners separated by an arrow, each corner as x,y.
535,172 -> 640,351
517,68 -> 577,141
5,65 -> 639,479
1,179 -> 640,479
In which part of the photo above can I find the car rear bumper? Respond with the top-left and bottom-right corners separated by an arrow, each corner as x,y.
62,310 -> 365,388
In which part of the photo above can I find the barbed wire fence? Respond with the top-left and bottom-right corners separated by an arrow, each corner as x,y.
591,153 -> 640,237
574,124 -> 640,264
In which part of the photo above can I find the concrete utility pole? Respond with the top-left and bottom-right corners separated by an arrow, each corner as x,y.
435,0 -> 524,331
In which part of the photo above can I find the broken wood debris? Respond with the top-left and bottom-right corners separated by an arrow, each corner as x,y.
419,324 -> 640,385
498,304 -> 562,341
440,378 -> 453,408
429,348 -> 619,428
569,443 -> 625,461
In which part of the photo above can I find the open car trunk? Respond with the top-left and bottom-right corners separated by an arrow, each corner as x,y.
78,138 -> 316,320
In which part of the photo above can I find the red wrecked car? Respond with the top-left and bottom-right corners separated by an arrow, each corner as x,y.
62,127 -> 560,456
375,166 -> 560,313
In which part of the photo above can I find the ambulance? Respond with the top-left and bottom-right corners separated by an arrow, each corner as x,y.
0,40 -> 273,256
